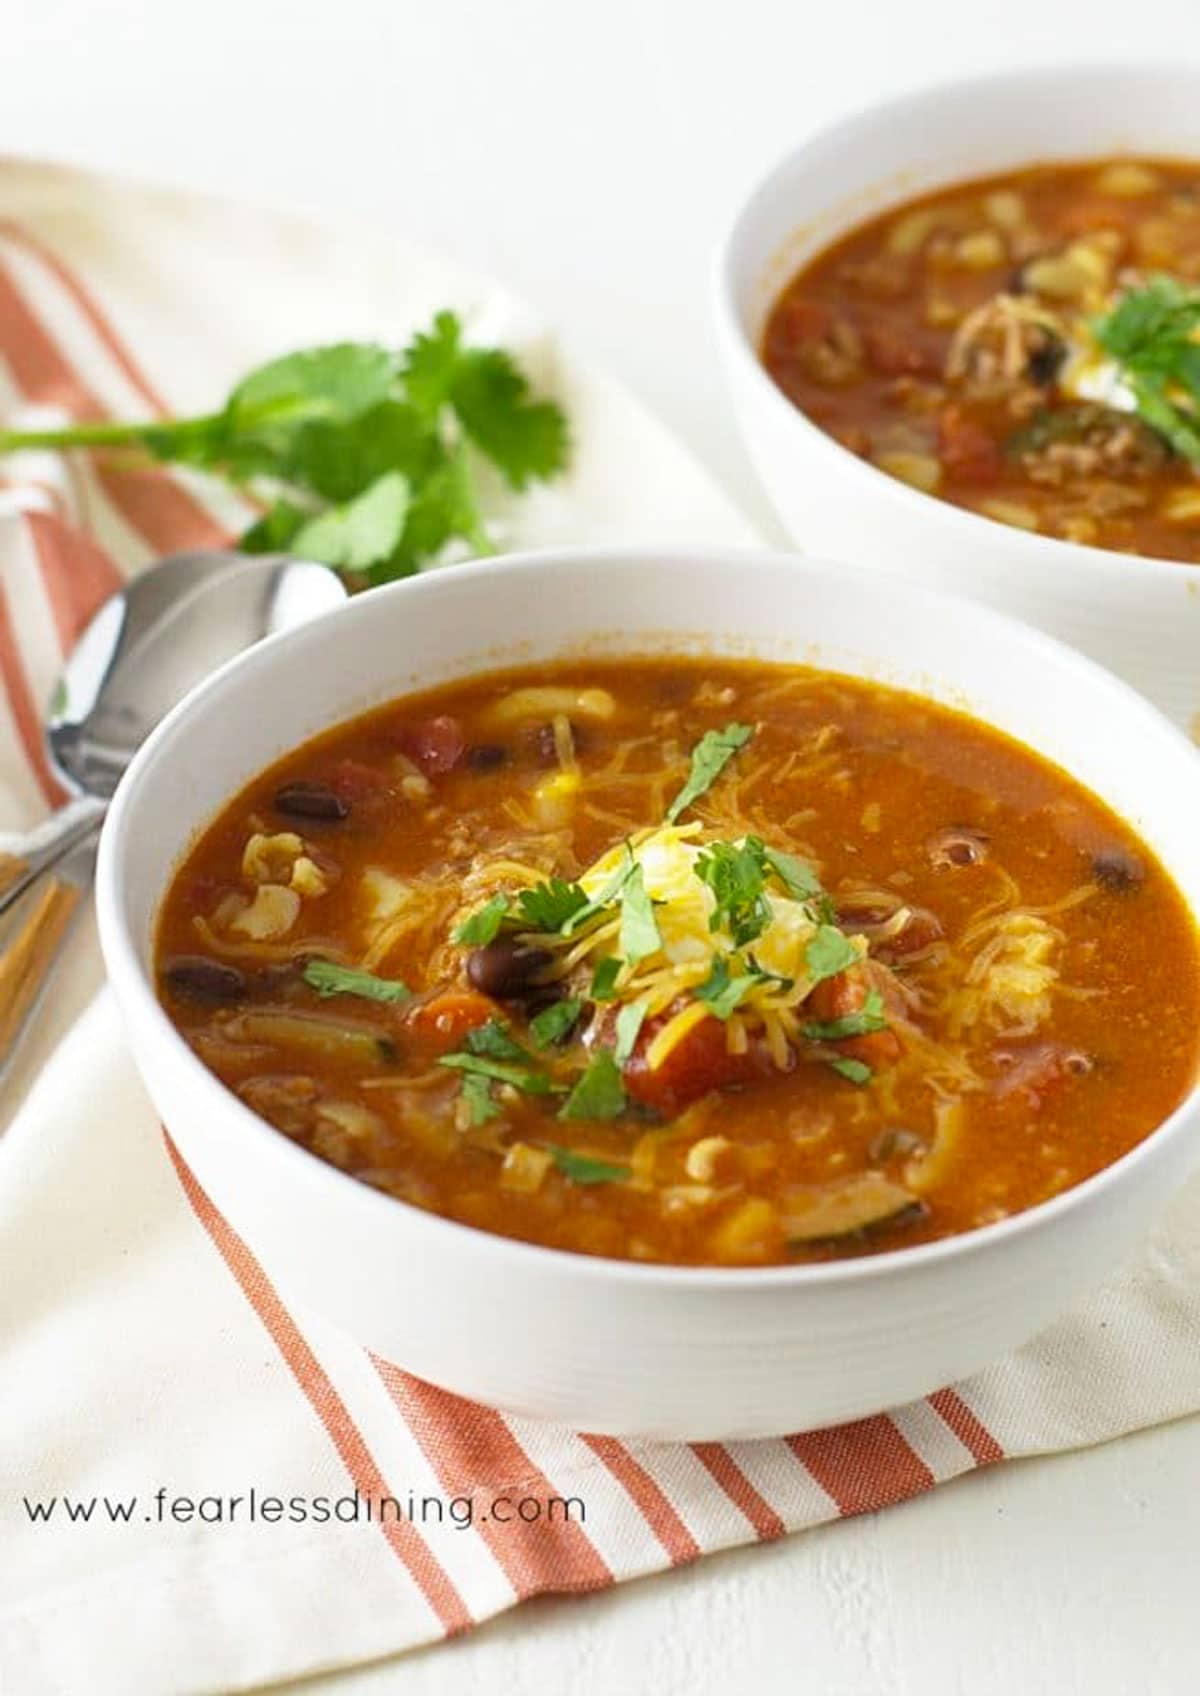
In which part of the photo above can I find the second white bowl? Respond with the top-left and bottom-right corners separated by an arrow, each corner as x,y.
716,64 -> 1200,733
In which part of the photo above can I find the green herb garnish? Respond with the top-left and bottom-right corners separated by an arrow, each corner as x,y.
825,1056 -> 873,1086
695,839 -> 772,946
694,955 -> 762,1020
453,894 -> 510,945
805,925 -> 859,984
612,1001 -> 647,1066
1094,277 -> 1200,462
665,722 -> 754,823
761,844 -> 824,904
558,1051 -> 627,1120
303,959 -> 411,1003
589,956 -> 623,1001
465,1019 -> 531,1062
618,864 -> 662,966
529,998 -> 585,1048
439,1052 -> 563,1095
0,312 -> 570,583
802,988 -> 888,1043
461,1072 -> 502,1125
544,1144 -> 631,1185
515,877 -> 589,933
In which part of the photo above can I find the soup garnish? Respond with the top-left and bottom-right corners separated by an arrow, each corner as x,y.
156,658 -> 1200,1266
762,158 -> 1200,562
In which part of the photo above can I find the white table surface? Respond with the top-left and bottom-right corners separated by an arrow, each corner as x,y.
5,2 -> 1200,1690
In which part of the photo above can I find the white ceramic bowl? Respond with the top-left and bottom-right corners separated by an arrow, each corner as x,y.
97,547 -> 1200,1440
716,64 -> 1200,734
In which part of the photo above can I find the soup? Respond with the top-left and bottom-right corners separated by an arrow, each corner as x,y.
763,158 -> 1200,562
155,658 -> 1200,1266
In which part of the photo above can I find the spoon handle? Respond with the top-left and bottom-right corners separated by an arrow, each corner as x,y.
0,835 -> 96,1083
0,797 -> 107,919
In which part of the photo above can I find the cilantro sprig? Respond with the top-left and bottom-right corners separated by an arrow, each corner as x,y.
0,311 -> 569,583
1094,277 -> 1200,462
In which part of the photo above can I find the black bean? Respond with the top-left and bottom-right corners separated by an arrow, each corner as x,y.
466,938 -> 554,999
273,781 -> 349,822
467,743 -> 508,772
1092,848 -> 1144,893
1027,334 -> 1067,387
165,956 -> 247,1003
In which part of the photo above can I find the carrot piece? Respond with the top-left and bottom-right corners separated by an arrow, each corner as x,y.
406,988 -> 496,1051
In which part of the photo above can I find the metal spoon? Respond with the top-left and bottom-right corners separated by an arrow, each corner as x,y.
0,549 -> 345,1068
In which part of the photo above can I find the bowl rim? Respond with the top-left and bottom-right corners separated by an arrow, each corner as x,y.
97,543 -> 1200,1292
713,58 -> 1200,584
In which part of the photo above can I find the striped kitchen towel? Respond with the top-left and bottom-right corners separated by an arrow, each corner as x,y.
1,158 -> 1199,1696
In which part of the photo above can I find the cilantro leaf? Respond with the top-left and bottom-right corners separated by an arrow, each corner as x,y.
761,844 -> 824,904
589,956 -> 622,1001
439,1053 -> 563,1095
802,989 -> 888,1042
666,722 -> 753,823
529,998 -> 585,1048
562,851 -> 636,936
402,311 -> 570,489
516,877 -> 589,933
1094,277 -> 1200,462
613,1001 -> 647,1066
465,1019 -> 531,1062
303,959 -> 411,1003
239,499 -> 308,555
826,1056 -> 873,1086
461,1072 -> 501,1125
544,1144 -> 631,1185
694,955 -> 761,1020
618,864 -> 661,966
228,343 -> 399,436
450,350 -> 570,490
292,471 -> 410,573
805,926 -> 859,984
453,894 -> 510,945
558,1051 -> 627,1120
695,839 -> 772,947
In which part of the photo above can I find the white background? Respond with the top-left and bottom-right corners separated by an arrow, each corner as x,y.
4,3 -> 1200,1692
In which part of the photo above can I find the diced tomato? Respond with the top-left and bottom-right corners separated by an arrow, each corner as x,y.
623,1008 -> 774,1116
397,715 -> 466,775
937,406 -> 1002,485
775,295 -> 832,348
327,758 -> 386,803
807,966 -> 903,1068
863,322 -> 936,377
406,989 -> 496,1052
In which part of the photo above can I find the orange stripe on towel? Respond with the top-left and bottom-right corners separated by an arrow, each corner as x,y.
0,219 -> 172,414
164,1133 -> 472,1636
23,508 -> 123,650
0,578 -> 65,807
578,1434 -> 701,1565
928,1387 -> 1005,1466
787,1414 -> 935,1516
689,1443 -> 786,1541
374,1362 -> 614,1598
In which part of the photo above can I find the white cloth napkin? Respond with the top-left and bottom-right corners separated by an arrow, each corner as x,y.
1,157 -> 1199,1696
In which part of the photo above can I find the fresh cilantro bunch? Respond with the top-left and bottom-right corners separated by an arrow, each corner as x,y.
1094,276 -> 1200,462
0,311 -> 569,583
